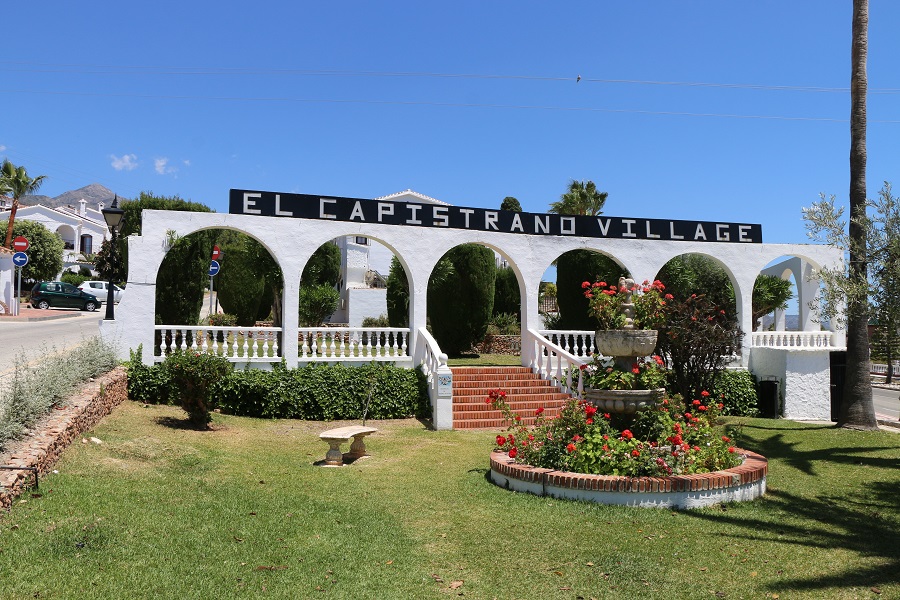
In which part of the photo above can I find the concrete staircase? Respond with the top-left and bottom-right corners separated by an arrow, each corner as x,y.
451,366 -> 572,430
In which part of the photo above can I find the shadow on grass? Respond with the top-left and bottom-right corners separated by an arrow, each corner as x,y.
154,416 -> 224,431
687,482 -> 900,593
733,430 -> 899,476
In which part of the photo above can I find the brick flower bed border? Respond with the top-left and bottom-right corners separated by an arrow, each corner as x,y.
0,366 -> 128,511
489,449 -> 767,509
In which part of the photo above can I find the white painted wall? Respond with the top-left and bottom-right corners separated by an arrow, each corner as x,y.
347,288 -> 388,327
99,208 -> 846,422
748,348 -> 833,420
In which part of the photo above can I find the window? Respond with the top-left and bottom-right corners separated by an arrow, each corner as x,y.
80,235 -> 93,255
355,236 -> 369,246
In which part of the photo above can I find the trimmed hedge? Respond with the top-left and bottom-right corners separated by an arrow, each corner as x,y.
127,352 -> 430,421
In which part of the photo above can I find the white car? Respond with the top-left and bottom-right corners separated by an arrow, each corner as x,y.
78,281 -> 124,303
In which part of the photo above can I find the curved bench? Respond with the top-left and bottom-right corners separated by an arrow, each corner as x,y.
319,426 -> 378,466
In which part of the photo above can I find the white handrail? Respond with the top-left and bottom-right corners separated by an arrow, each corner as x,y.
751,331 -> 841,350
414,327 -> 452,430
538,330 -> 596,357
524,328 -> 586,397
154,325 -> 282,362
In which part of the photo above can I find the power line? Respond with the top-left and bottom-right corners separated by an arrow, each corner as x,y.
3,88 -> 899,123
1,61 -> 899,94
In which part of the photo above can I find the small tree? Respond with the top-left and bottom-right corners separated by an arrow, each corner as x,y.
751,275 -> 794,331
493,264 -> 520,318
94,238 -> 126,284
301,242 -> 341,287
298,284 -> 340,326
656,294 -> 744,404
556,250 -> 625,330
162,350 -> 232,428
0,219 -> 64,284
216,245 -> 266,326
1,160 -> 47,249
501,196 -> 522,212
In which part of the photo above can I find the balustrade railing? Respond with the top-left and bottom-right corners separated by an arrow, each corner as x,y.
872,362 -> 900,376
413,327 -> 453,430
538,330 -> 596,357
524,328 -> 586,397
751,331 -> 839,350
154,326 -> 282,362
298,327 -> 410,362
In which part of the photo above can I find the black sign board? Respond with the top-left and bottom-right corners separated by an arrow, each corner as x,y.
229,189 -> 762,243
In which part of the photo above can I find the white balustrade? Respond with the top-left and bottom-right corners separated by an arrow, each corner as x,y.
871,362 -> 900,375
154,326 -> 282,362
298,327 -> 410,362
538,330 -> 596,357
524,328 -> 586,397
413,327 -> 453,430
751,331 -> 840,350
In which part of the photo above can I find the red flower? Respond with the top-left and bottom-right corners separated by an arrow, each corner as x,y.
515,415 -> 521,422
701,390 -> 710,397
631,449 -> 640,457
508,447 -> 518,458
604,413 -> 611,419
722,436 -> 730,442
693,446 -> 700,452
698,405 -> 708,412
496,435 -> 506,446
653,355 -> 664,366
632,367 -> 641,375
684,412 -> 692,419
586,418 -> 593,424
692,399 -> 701,406
599,281 -> 607,287
717,403 -> 724,409
584,405 -> 597,417
566,443 -> 576,453
535,407 -> 545,415
581,281 -> 591,289
665,293 -> 674,300
602,434 -> 609,440
602,444 -> 609,452
728,447 -> 736,453
621,429 -> 634,440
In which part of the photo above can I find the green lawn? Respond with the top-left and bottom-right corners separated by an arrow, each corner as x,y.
1,403 -> 898,599
447,353 -> 523,366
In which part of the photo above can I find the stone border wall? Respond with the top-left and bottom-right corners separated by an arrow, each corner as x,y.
489,449 -> 768,509
0,366 -> 128,511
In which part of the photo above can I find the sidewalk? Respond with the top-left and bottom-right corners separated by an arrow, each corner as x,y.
0,306 -> 91,322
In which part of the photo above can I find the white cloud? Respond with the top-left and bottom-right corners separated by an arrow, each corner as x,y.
110,154 -> 138,171
183,159 -> 191,167
155,157 -> 181,175
0,145 -> 7,152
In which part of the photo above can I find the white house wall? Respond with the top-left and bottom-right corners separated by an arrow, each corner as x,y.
101,209 -> 845,375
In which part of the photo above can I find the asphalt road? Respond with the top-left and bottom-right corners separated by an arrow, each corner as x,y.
0,311 -> 102,376
873,386 -> 900,422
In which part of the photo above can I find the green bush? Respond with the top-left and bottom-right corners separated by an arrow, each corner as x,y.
208,313 -> 238,327
60,271 -> 87,287
298,284 -> 339,326
711,369 -> 760,417
362,314 -> 391,328
162,350 -> 233,427
215,362 -> 429,420
126,346 -> 175,405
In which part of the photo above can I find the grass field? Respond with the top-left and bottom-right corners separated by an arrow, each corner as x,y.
1,402 -> 898,599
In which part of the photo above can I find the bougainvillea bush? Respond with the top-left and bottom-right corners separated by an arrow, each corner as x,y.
488,389 -> 742,477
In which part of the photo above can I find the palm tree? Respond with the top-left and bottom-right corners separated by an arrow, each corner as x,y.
549,179 -> 608,216
841,0 -> 878,429
2,160 -> 48,249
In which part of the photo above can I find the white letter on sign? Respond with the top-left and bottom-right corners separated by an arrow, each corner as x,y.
274,194 -> 292,217
320,198 -> 337,219
378,203 -> 394,222
243,192 -> 262,215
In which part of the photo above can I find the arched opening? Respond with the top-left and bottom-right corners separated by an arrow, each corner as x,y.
424,242 -> 522,358
55,224 -> 76,250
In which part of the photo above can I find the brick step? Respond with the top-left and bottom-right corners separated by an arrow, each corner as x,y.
450,365 -> 533,372
452,378 -> 555,388
450,373 -> 543,383
452,410 -> 562,423
453,417 -> 550,430
453,397 -> 568,411
451,384 -> 557,396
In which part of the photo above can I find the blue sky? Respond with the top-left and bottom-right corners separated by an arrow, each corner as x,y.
2,1 -> 898,246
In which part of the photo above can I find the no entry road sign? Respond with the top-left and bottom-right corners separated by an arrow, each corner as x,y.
12,236 -> 29,251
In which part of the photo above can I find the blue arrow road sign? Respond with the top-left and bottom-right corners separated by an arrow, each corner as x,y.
12,252 -> 28,267
208,260 -> 220,277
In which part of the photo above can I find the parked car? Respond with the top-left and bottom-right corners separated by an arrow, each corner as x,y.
31,281 -> 101,311
78,280 -> 124,303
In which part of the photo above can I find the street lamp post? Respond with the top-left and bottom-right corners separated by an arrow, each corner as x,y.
101,195 -> 125,321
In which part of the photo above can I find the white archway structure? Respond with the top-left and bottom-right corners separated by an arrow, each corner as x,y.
101,207 -> 845,427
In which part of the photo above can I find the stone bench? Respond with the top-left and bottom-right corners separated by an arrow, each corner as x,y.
319,425 -> 378,466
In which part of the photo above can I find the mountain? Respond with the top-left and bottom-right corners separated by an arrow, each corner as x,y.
20,184 -> 121,210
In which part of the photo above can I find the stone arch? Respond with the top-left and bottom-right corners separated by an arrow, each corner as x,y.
55,224 -> 76,250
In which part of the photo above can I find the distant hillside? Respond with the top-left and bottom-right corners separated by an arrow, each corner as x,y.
20,184 -> 121,210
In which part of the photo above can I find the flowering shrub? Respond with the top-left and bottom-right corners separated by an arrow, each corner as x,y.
489,389 -> 742,477
583,278 -> 667,330
579,354 -> 667,391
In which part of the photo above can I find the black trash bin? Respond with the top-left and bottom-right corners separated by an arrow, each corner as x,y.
757,379 -> 780,418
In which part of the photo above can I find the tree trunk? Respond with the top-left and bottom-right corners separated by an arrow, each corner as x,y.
841,0 -> 878,429
2,198 -> 19,249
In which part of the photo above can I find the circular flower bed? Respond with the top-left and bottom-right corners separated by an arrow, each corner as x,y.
486,389 -> 767,508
